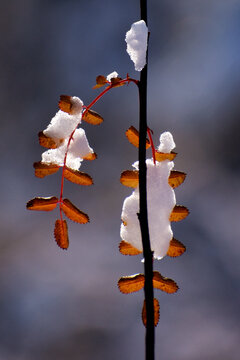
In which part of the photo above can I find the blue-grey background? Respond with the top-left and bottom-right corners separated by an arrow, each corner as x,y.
0,0 -> 240,359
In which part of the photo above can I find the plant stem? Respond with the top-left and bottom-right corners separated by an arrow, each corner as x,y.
138,1 -> 155,360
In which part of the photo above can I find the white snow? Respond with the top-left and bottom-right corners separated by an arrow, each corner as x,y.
120,131 -> 176,260
106,71 -> 119,82
41,97 -> 94,171
125,20 -> 148,72
43,110 -> 82,142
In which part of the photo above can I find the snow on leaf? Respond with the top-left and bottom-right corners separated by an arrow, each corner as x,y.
120,170 -> 139,188
58,95 -> 83,115
54,219 -> 69,250
82,109 -> 104,125
64,167 -> 93,186
118,274 -> 145,294
155,151 -> 177,162
142,298 -> 160,327
167,238 -> 186,257
119,240 -> 142,256
38,131 -> 60,149
60,198 -> 89,224
153,271 -> 178,294
168,171 -> 186,188
26,196 -> 58,211
170,205 -> 189,222
33,161 -> 59,178
126,126 -> 150,148
82,152 -> 97,161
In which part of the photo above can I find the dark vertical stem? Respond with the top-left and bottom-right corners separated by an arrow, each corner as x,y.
138,1 -> 155,360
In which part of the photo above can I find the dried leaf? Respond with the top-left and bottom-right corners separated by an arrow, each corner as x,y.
167,238 -> 186,257
26,196 -> 58,211
153,271 -> 178,294
155,151 -> 177,162
93,75 -> 107,89
38,131 -> 59,149
168,171 -> 186,188
110,77 -> 125,87
142,298 -> 160,327
33,161 -> 59,178
118,274 -> 145,294
64,167 -> 93,186
120,170 -> 139,188
119,240 -> 142,256
82,152 -> 97,161
126,126 -> 151,149
60,198 -> 89,224
82,109 -> 104,125
58,95 -> 72,114
54,219 -> 69,250
170,205 -> 189,222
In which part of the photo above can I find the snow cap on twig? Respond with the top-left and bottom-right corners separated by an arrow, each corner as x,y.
125,20 -> 148,72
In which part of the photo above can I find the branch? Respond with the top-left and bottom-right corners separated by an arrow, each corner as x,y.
138,1 -> 155,360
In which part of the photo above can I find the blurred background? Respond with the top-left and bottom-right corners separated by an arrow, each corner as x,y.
0,0 -> 240,359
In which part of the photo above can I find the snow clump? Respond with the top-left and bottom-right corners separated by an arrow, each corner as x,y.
120,132 -> 176,260
125,20 -> 148,72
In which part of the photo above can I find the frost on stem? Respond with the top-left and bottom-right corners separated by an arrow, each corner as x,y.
125,20 -> 148,72
120,132 -> 178,260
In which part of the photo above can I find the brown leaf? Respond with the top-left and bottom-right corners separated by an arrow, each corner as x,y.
60,198 -> 89,224
64,167 -> 93,186
153,271 -> 178,294
168,171 -> 186,188
33,162 -> 59,178
126,126 -> 151,149
82,152 -> 97,161
119,240 -> 142,256
54,219 -> 69,250
110,77 -> 125,87
58,95 -> 72,114
118,274 -> 145,294
170,205 -> 189,222
26,196 -> 58,211
93,75 -> 107,89
167,238 -> 186,257
120,170 -> 139,188
142,298 -> 160,327
38,131 -> 59,149
155,151 -> 177,162
82,109 -> 104,125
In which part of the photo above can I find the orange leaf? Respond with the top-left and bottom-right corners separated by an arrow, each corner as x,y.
58,95 -> 72,114
119,240 -> 142,256
153,271 -> 178,293
54,219 -> 69,250
93,75 -> 107,89
82,152 -> 97,161
60,198 -> 89,224
82,109 -> 104,125
167,238 -> 186,257
33,162 -> 59,178
142,298 -> 160,327
126,126 -> 151,149
118,274 -> 145,294
26,196 -> 58,211
38,131 -> 59,149
168,171 -> 186,188
155,151 -> 177,162
170,205 -> 189,222
64,167 -> 93,186
110,77 -> 125,87
120,170 -> 139,188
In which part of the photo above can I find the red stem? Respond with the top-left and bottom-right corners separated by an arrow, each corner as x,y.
147,128 -> 156,164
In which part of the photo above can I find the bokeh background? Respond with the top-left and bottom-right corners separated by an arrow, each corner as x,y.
0,0 -> 240,359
